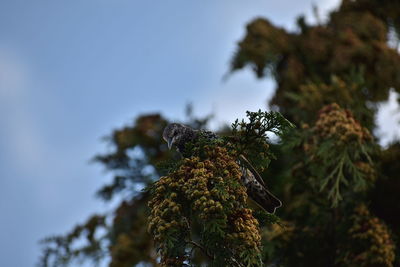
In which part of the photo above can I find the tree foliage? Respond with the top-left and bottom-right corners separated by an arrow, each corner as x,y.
147,110 -> 293,266
231,0 -> 400,127
39,0 -> 400,266
148,147 -> 261,266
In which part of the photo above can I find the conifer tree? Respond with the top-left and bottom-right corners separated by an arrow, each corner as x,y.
39,0 -> 400,266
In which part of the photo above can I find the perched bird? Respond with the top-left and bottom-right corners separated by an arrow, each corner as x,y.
163,123 -> 282,214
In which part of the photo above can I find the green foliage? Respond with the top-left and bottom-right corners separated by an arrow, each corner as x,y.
299,103 -> 377,206
148,146 -> 263,266
226,110 -> 295,173
39,1 -> 400,266
147,111 -> 294,266
253,210 -> 281,227
285,73 -> 376,129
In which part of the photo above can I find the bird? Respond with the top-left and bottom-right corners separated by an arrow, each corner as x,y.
162,123 -> 282,214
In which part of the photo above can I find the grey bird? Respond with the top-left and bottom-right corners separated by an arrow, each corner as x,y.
163,123 -> 282,214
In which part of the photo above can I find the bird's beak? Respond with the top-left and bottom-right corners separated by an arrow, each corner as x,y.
167,136 -> 176,150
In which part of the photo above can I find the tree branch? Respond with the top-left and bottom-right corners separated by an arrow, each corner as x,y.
188,240 -> 214,260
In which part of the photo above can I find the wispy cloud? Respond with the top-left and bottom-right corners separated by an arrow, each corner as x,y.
0,46 -> 47,171
0,47 -> 28,98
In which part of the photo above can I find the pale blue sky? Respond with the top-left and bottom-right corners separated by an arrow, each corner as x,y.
1,0 -> 398,266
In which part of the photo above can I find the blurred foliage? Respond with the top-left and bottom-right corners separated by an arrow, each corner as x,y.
39,214 -> 107,266
336,204 -> 395,266
40,0 -> 400,266
307,103 -> 376,206
231,0 -> 400,126
40,113 -> 172,267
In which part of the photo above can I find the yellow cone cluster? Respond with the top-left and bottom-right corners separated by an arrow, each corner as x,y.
148,146 -> 262,266
227,208 -> 262,251
340,204 -> 395,267
314,103 -> 372,144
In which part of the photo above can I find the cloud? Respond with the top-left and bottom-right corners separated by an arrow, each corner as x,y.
0,47 -> 28,98
0,46 -> 47,171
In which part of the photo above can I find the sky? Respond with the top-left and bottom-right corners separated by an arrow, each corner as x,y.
0,0 -> 398,266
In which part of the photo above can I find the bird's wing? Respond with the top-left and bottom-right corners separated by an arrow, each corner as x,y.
239,158 -> 282,213
238,154 -> 266,188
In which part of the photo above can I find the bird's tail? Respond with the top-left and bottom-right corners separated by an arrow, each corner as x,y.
250,186 -> 282,214
241,168 -> 282,214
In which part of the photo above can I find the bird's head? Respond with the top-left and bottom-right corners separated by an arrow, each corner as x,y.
163,123 -> 193,150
